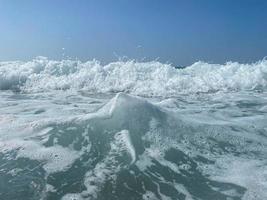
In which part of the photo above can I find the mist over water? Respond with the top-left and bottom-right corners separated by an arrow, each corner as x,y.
0,58 -> 267,200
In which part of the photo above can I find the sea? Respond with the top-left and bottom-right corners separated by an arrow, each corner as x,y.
0,57 -> 267,200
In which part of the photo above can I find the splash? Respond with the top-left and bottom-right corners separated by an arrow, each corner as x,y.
1,57 -> 267,96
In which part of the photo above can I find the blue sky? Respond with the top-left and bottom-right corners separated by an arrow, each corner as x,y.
0,0 -> 267,66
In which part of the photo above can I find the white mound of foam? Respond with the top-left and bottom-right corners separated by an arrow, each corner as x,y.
0,57 -> 267,96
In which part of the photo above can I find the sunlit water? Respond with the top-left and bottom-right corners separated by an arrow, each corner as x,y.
0,58 -> 267,200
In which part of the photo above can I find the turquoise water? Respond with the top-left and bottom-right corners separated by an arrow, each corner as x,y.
0,58 -> 267,199
0,91 -> 266,200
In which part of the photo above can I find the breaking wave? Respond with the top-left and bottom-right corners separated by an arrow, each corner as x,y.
1,92 -> 267,200
1,57 -> 267,96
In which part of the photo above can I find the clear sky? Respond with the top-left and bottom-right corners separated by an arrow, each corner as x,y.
0,0 -> 267,66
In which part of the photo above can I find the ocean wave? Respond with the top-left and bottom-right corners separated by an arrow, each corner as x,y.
0,57 -> 267,96
1,92 -> 267,199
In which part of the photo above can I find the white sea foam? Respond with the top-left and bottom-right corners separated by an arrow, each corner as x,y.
62,129 -> 137,199
0,83 -> 266,199
114,130 -> 136,164
0,57 -> 267,96
204,157 -> 267,200
0,139 -> 79,174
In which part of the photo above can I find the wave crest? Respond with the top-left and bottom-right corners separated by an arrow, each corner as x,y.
1,57 -> 267,96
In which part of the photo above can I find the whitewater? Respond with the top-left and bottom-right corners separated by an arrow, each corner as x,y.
0,57 -> 267,200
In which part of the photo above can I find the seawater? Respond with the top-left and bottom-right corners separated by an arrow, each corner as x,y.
0,58 -> 267,200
